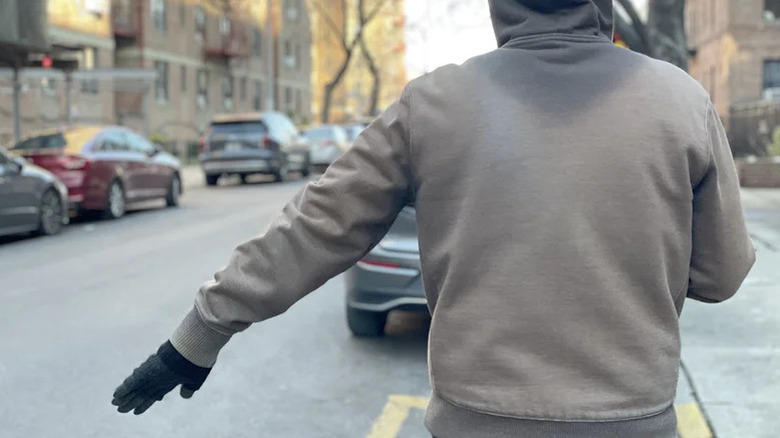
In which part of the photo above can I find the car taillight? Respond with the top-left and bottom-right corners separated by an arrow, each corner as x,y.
61,155 -> 90,170
262,136 -> 273,149
199,136 -> 208,152
359,260 -> 402,269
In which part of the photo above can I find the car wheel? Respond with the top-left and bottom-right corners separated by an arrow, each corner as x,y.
273,164 -> 289,183
37,189 -> 64,236
103,180 -> 126,220
205,174 -> 219,186
166,173 -> 181,207
300,166 -> 311,178
239,174 -> 249,184
346,306 -> 387,337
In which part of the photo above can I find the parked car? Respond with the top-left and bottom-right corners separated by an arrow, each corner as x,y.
200,112 -> 310,186
302,125 -> 350,170
0,146 -> 68,237
10,126 -> 182,219
343,124 -> 366,143
344,206 -> 426,336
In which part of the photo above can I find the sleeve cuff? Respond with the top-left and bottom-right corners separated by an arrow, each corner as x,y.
170,307 -> 232,368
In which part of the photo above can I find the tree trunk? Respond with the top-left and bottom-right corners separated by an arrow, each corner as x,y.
360,37 -> 381,116
649,0 -> 689,70
321,50 -> 355,123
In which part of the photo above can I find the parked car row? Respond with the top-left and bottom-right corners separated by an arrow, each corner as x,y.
199,112 -> 368,186
0,126 -> 182,238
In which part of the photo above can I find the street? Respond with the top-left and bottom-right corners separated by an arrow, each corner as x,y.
1,172 -> 779,438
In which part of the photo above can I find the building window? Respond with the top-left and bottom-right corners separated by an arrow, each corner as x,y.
240,78 -> 247,101
285,87 -> 293,111
197,69 -> 208,108
254,80 -> 263,111
252,28 -> 262,58
155,61 -> 169,103
285,0 -> 299,21
180,66 -> 186,92
219,15 -> 232,36
295,44 -> 301,71
295,89 -> 302,114
766,0 -> 780,20
764,60 -> 780,91
194,6 -> 206,45
223,75 -> 234,110
284,40 -> 295,69
151,0 -> 167,32
80,47 -> 99,94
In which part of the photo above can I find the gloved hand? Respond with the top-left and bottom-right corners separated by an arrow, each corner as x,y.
112,341 -> 211,415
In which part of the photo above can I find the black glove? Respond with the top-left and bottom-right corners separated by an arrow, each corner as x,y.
112,341 -> 211,415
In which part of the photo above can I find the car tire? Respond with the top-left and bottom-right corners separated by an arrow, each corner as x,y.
36,188 -> 64,236
273,165 -> 288,183
205,174 -> 219,186
239,174 -> 249,184
103,180 -> 126,220
346,306 -> 387,337
166,173 -> 181,207
300,166 -> 311,178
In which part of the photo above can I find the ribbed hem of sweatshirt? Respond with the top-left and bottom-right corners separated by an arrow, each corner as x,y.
169,307 -> 232,368
425,393 -> 679,438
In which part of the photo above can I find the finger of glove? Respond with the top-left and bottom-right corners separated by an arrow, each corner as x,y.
180,385 -> 196,399
117,393 -> 150,414
133,398 -> 158,415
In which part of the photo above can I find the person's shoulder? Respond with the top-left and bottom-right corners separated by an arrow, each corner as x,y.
405,51 -> 498,95
630,51 -> 708,99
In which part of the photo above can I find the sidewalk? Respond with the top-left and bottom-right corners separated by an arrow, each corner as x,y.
181,164 -> 203,190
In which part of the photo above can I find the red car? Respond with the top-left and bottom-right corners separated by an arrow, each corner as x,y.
11,126 -> 182,219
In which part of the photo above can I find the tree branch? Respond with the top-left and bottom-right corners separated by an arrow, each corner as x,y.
309,0 -> 347,49
615,0 -> 654,56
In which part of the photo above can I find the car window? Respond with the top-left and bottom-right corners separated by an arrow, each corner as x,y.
98,131 -> 129,152
12,133 -> 67,150
210,121 -> 267,135
334,127 -> 348,143
304,128 -> 334,140
126,132 -> 155,154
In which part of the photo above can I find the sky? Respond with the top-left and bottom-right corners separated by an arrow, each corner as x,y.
404,0 -> 649,79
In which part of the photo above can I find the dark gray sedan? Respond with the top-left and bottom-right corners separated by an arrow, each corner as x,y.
345,206 -> 426,336
0,147 -> 68,238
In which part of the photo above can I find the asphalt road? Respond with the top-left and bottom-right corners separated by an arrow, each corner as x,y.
0,175 -> 432,438
1,175 -> 779,438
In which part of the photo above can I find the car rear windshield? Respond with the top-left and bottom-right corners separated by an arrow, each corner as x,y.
303,128 -> 334,140
12,133 -> 67,150
210,122 -> 267,135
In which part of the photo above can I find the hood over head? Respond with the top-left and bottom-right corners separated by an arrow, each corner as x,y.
488,0 -> 614,47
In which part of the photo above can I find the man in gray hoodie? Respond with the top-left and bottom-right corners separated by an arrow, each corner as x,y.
113,1 -> 755,437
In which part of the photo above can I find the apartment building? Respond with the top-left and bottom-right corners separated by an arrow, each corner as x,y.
113,0 -> 312,151
0,0 -> 115,144
687,0 -> 780,123
1,0 -> 312,152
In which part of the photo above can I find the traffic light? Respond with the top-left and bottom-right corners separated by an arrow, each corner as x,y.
27,53 -> 79,70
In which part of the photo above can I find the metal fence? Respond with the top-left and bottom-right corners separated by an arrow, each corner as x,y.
729,100 -> 780,157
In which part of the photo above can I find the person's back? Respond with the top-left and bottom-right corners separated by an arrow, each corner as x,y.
114,1 -> 755,437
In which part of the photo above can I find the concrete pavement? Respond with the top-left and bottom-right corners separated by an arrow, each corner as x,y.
0,177 -> 778,437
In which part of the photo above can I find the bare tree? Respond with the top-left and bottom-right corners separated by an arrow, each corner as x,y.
615,0 -> 688,70
310,0 -> 388,123
359,33 -> 381,117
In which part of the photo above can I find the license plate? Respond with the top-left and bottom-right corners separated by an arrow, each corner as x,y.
225,142 -> 242,152
288,154 -> 304,163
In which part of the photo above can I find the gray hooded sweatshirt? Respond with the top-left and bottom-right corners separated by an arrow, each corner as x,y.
170,0 -> 755,436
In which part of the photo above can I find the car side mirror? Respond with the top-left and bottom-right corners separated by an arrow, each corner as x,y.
10,156 -> 25,173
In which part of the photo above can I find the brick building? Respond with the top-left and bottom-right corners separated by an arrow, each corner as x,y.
1,0 -> 312,154
686,0 -> 780,125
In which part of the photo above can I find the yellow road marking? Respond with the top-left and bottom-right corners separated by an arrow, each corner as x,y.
368,396 -> 714,438
676,402 -> 713,438
366,395 -> 429,438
